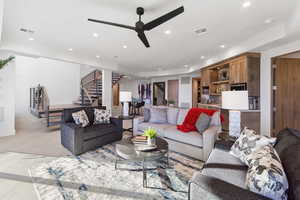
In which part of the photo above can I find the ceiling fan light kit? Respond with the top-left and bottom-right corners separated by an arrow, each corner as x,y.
88,6 -> 184,48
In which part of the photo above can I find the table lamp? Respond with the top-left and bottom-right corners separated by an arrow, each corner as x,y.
222,91 -> 249,138
120,91 -> 132,116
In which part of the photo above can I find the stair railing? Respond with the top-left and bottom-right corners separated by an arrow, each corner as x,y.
80,70 -> 102,105
80,86 -> 93,105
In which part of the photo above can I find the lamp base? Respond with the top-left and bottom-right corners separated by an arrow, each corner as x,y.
122,102 -> 129,116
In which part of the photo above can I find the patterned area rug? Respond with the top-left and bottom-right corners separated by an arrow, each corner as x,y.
29,141 -> 203,200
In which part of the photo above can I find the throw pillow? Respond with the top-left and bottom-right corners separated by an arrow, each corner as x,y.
94,109 -> 111,124
195,113 -> 211,133
149,108 -> 167,124
72,110 -> 89,127
209,111 -> 221,127
167,107 -> 179,125
245,145 -> 289,200
143,108 -> 151,122
176,108 -> 189,125
230,127 -> 276,164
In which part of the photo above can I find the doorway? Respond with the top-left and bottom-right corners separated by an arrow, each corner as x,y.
153,82 -> 166,106
272,51 -> 300,135
167,80 -> 179,107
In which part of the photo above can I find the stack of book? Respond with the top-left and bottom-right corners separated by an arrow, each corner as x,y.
132,136 -> 148,145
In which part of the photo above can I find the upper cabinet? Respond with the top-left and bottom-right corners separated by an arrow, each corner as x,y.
229,57 -> 248,84
201,68 -> 211,87
200,53 -> 260,98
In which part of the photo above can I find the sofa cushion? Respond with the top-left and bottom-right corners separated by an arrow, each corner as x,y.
167,107 -> 179,125
143,108 -> 151,122
230,127 -> 276,165
275,128 -> 300,200
176,108 -> 189,125
202,148 -> 248,189
83,124 -> 116,140
72,110 -> 89,127
245,145 -> 288,200
137,122 -> 172,137
164,126 -> 203,147
94,109 -> 110,124
149,108 -> 168,124
195,113 -> 211,133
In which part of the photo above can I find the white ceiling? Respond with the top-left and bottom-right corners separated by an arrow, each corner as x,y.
0,0 -> 299,77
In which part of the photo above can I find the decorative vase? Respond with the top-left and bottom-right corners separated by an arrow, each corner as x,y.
147,137 -> 156,146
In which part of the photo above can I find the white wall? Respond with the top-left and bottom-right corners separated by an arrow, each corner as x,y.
0,51 -> 16,136
15,56 -> 81,115
102,69 -> 112,111
119,78 -> 149,99
80,65 -> 97,78
260,39 -> 300,136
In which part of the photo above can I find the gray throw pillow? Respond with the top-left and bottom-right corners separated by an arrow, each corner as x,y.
149,108 -> 167,124
195,113 -> 211,133
143,108 -> 151,122
167,107 -> 179,125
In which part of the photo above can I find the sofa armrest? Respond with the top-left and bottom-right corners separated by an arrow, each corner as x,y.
60,123 -> 84,155
133,116 -> 144,135
189,173 -> 270,200
110,117 -> 123,132
202,126 -> 220,161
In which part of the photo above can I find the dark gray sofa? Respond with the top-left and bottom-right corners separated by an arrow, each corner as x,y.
189,128 -> 300,200
61,106 -> 123,155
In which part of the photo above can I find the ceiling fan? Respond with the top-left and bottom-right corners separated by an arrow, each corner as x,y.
88,6 -> 184,48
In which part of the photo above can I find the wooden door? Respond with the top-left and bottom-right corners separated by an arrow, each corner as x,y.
112,83 -> 120,106
192,78 -> 201,107
168,80 -> 179,106
274,58 -> 300,134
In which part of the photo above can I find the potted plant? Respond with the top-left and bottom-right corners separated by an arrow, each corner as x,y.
168,100 -> 175,107
0,56 -> 15,70
143,127 -> 157,146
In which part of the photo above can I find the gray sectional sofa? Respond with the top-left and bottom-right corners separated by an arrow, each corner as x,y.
189,128 -> 300,200
133,107 -> 222,161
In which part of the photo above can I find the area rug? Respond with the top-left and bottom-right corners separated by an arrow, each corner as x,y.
29,143 -> 203,200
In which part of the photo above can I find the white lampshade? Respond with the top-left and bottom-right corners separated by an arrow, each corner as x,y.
120,91 -> 132,102
222,91 -> 249,110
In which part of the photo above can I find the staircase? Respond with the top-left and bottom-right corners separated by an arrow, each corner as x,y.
74,70 -> 102,106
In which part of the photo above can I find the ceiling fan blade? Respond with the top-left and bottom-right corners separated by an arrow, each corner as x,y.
144,6 -> 184,31
138,32 -> 150,48
88,18 -> 135,30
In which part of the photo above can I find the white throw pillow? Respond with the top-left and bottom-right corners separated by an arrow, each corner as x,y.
72,110 -> 89,127
230,127 -> 276,164
176,108 -> 189,125
245,145 -> 289,200
94,109 -> 111,124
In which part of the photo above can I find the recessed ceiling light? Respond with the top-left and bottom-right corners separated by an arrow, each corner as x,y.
68,48 -> 73,52
184,64 -> 189,68
220,45 -> 226,48
264,18 -> 274,24
123,45 -> 127,49
114,55 -> 118,59
195,28 -> 207,35
201,56 -> 205,59
28,37 -> 34,41
242,1 -> 251,8
164,30 -> 171,35
93,33 -> 99,38
96,55 -> 100,59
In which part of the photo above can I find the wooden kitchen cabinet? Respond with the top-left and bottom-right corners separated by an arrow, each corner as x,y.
229,57 -> 247,84
201,68 -> 211,87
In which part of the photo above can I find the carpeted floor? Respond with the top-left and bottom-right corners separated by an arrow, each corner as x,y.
0,113 -> 204,200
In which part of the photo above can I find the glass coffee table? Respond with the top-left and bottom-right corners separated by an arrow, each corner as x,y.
115,137 -> 169,189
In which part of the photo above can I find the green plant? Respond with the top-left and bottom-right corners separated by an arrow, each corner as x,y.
0,56 -> 15,70
143,127 -> 157,139
168,100 -> 175,104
